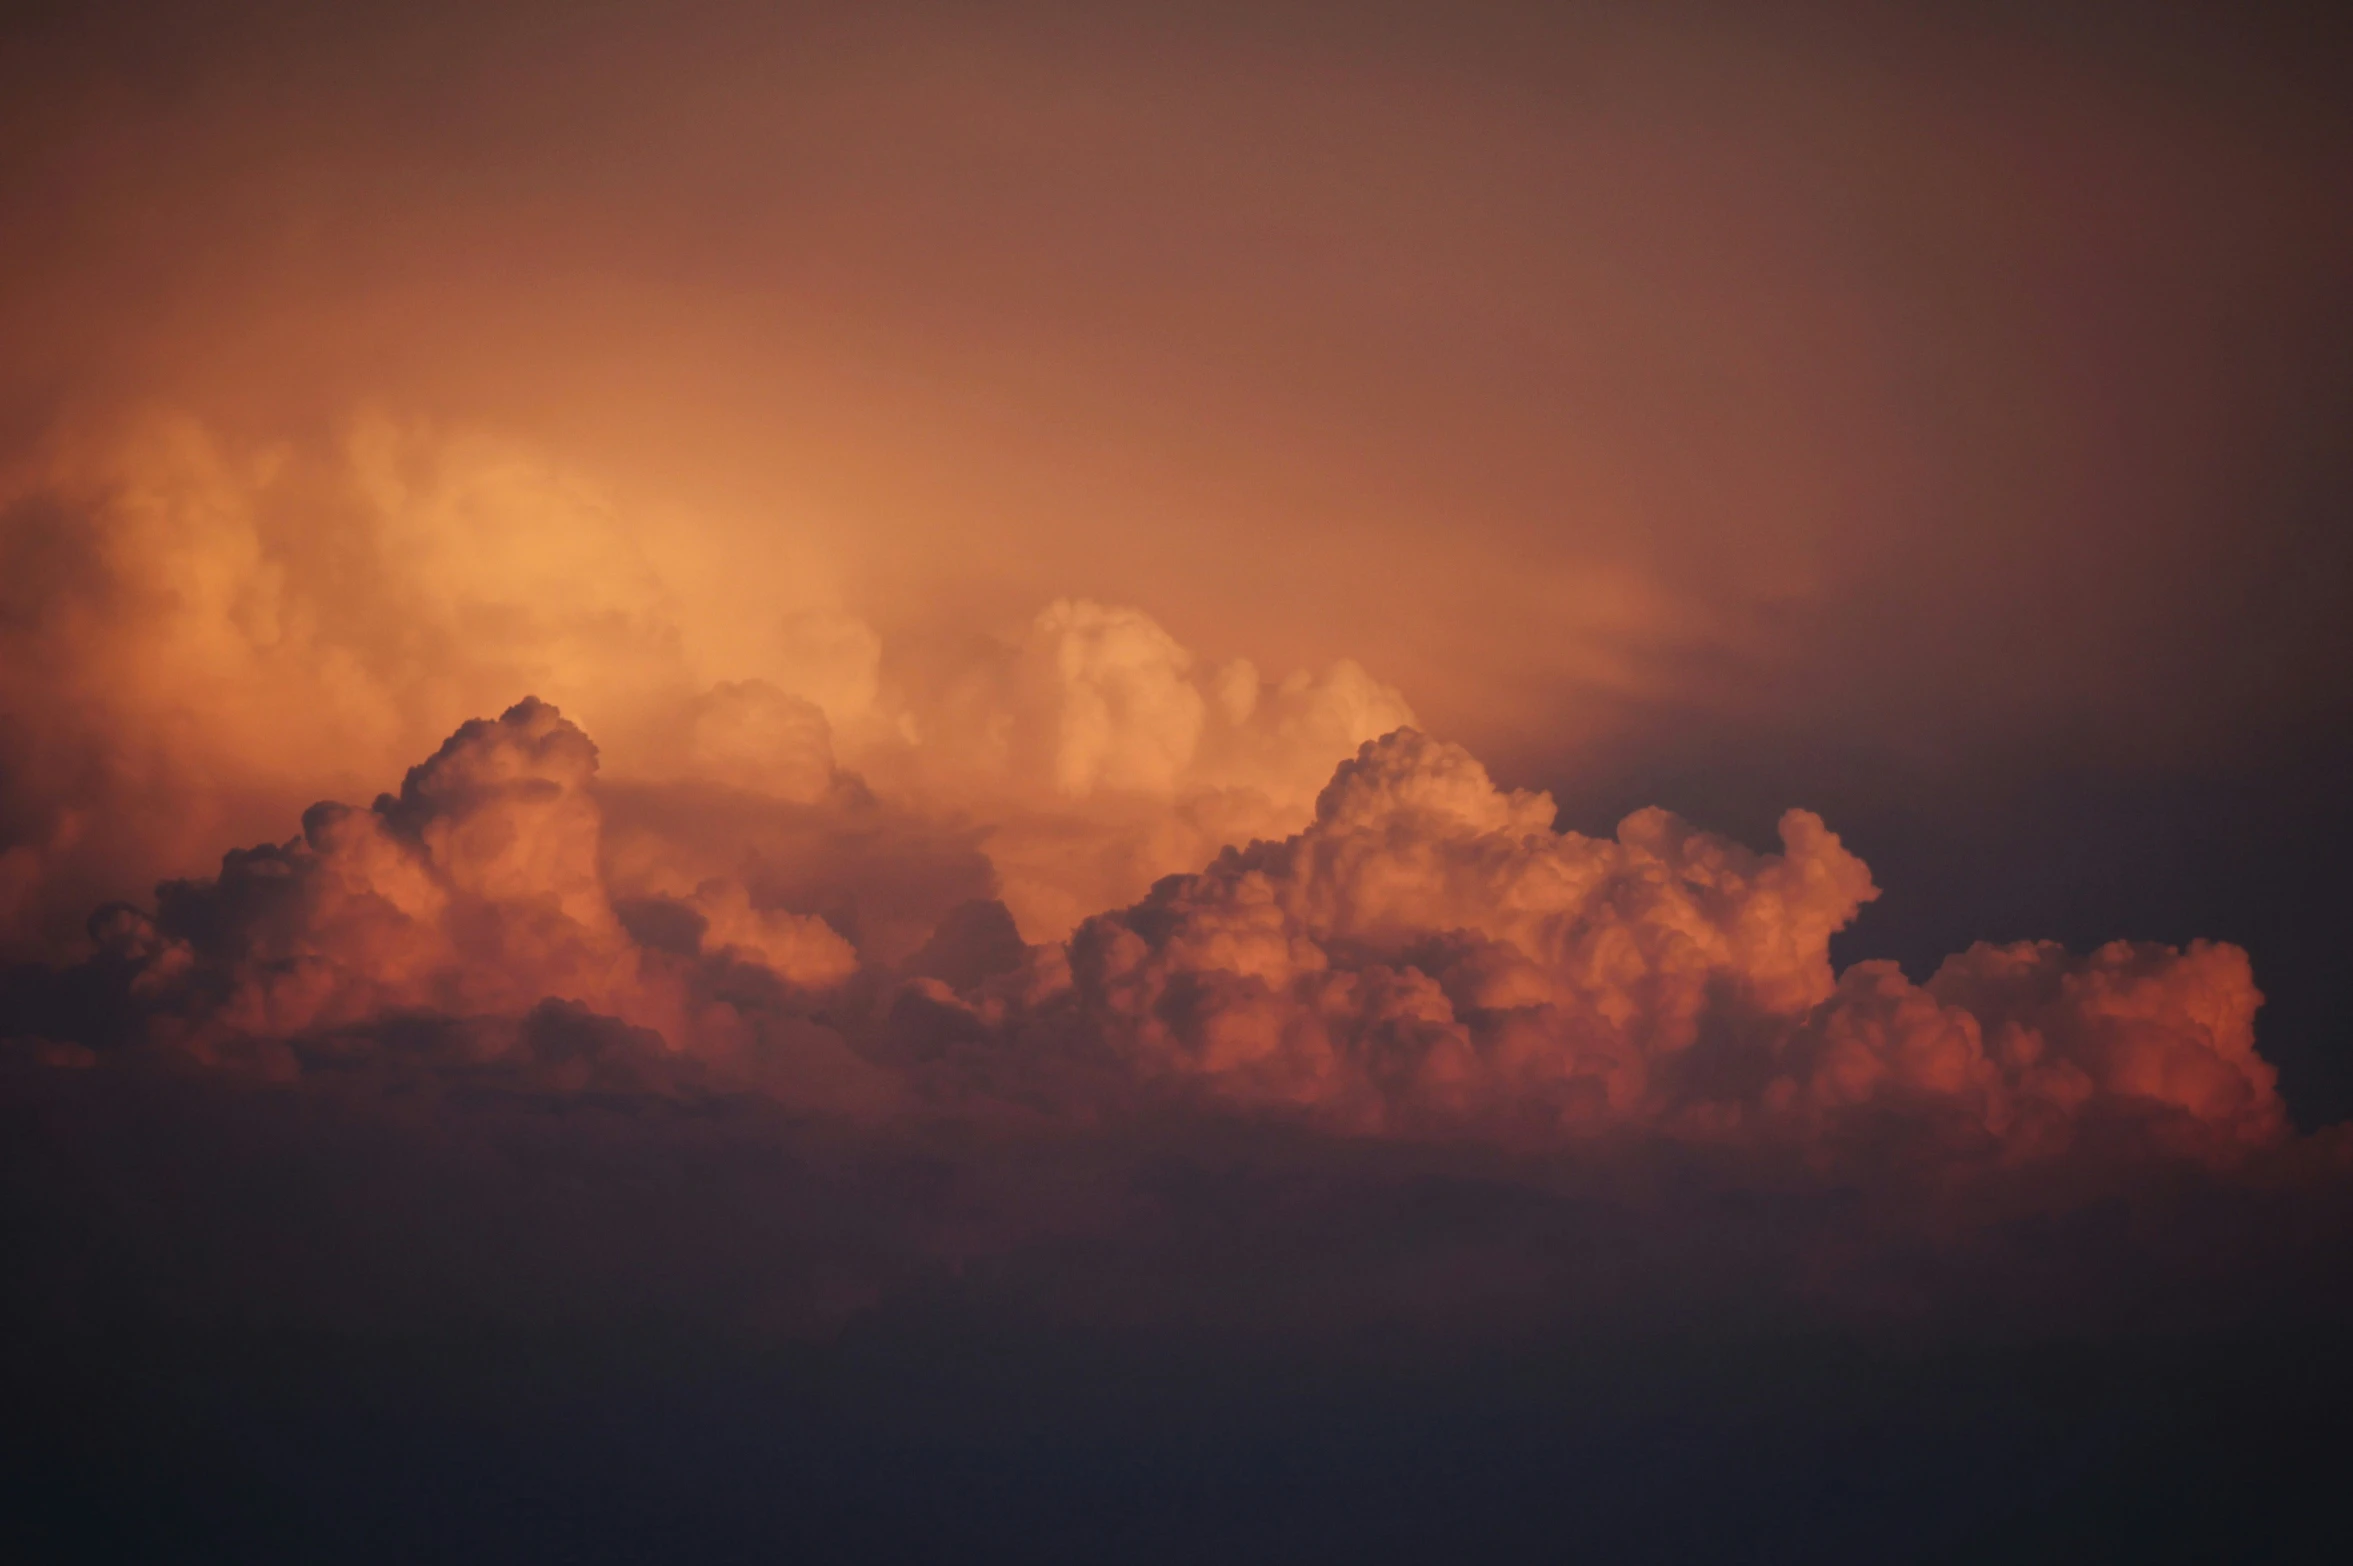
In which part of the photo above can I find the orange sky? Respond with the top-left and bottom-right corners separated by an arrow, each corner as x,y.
9,3 -> 2348,781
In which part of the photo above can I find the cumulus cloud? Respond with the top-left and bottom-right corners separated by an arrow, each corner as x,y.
5,699 -> 2300,1185
2,18 -> 2348,1550
0,415 -> 835,956
668,680 -> 839,803
0,412 -> 2335,1336
5,688 -> 2353,1470
4,699 -> 889,1107
0,417 -> 1412,964
970,730 -> 2286,1161
865,597 -> 1417,941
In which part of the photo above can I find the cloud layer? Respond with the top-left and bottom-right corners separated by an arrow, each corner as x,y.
8,695 -> 2298,1200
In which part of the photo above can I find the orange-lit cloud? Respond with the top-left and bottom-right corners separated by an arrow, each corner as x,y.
8,696 -> 2298,1192
865,728 -> 2285,1163
0,415 -> 1407,960
3,3 -> 2350,1358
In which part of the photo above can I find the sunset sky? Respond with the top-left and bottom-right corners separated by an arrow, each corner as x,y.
5,2 -> 2351,1559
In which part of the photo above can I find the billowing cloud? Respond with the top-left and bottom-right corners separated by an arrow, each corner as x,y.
932,730 -> 2283,1165
869,597 -> 1415,940
5,10 -> 2351,1553
0,416 -> 1410,967
6,699 -> 2299,1196
0,414 -> 839,957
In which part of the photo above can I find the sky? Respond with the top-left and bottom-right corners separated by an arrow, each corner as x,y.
4,2 -> 2352,1558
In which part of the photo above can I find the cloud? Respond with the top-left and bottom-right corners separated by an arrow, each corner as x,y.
0,626 -> 2347,1497
10,700 -> 2296,1187
667,679 -> 838,803
1,19 -> 2348,1551
0,523 -> 2335,1352
3,698 -> 885,1108
0,415 -> 837,958
0,417 -> 1415,966
864,597 -> 1417,941
976,729 -> 2284,1161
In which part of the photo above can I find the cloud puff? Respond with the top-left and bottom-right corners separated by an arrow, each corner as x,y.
986,730 -> 2283,1159
870,597 -> 1417,941
17,699 -> 875,1103
668,679 -> 839,803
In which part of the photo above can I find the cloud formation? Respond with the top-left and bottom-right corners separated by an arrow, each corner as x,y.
4,15 -> 2351,1554
0,416 -> 1408,964
943,730 -> 2285,1164
31,699 -> 865,1098
7,698 -> 2295,1194
0,377 -> 2330,1347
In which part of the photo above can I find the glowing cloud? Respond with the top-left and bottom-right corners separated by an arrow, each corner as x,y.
9,701 -> 2289,1183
